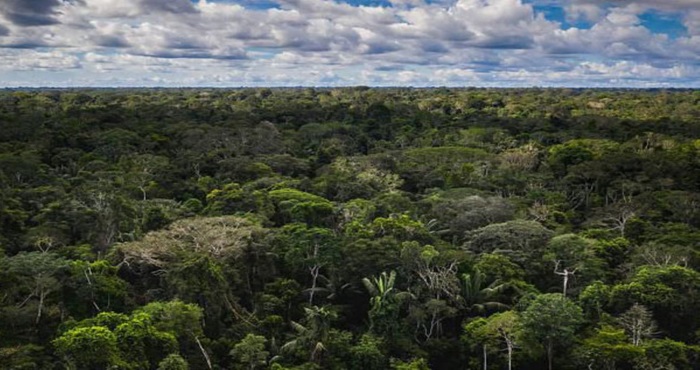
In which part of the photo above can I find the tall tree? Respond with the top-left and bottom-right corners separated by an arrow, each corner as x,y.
520,294 -> 583,370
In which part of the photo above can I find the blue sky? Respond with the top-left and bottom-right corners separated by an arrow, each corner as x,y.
0,0 -> 699,87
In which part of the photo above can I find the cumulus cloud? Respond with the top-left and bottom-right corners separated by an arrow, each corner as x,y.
0,0 -> 697,86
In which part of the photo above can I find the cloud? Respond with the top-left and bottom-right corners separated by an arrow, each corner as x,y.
571,0 -> 700,12
0,0 -> 696,87
0,0 -> 65,26
138,0 -> 197,14
0,49 -> 81,70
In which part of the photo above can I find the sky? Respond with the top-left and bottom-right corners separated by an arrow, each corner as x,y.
0,0 -> 699,87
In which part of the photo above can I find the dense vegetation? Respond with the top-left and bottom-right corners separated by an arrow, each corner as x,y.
1,88 -> 700,369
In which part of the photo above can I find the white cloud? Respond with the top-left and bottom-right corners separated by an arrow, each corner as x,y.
0,49 -> 81,71
0,0 -> 697,86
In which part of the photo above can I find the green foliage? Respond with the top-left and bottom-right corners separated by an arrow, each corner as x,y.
205,183 -> 258,215
281,306 -> 338,365
158,354 -> 189,370
66,259 -> 127,316
548,139 -> 619,175
460,268 -> 510,314
574,325 -> 643,370
269,188 -> 334,226
0,251 -> 69,326
114,312 -> 178,368
349,334 -> 388,370
579,281 -> 612,319
362,214 -> 430,242
53,301 -> 202,369
53,326 -> 121,369
465,220 -> 554,276
363,271 -> 408,339
610,265 -> 700,340
397,147 -> 490,190
2,89 -> 700,369
520,293 -> 583,370
0,344 -> 49,370
136,300 -> 204,339
231,334 -> 269,370
391,358 -> 431,370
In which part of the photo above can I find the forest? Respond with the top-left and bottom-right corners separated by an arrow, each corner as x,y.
1,87 -> 699,370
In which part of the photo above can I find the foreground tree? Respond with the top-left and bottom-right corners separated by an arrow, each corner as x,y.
53,326 -> 122,369
484,311 -> 520,370
520,294 -> 583,370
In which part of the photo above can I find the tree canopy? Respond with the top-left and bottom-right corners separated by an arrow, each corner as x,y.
1,88 -> 699,369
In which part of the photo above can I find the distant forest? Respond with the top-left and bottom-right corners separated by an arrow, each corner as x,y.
1,88 -> 700,369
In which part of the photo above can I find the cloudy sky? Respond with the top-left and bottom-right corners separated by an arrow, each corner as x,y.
0,0 -> 698,87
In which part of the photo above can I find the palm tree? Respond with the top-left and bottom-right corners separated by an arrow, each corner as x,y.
461,268 -> 510,314
362,271 -> 413,338
362,270 -> 398,315
281,305 -> 337,364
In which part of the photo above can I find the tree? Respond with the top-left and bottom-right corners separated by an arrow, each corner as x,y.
544,234 -> 603,297
54,301 -> 204,369
136,301 -> 209,369
520,293 -> 583,370
547,139 -> 619,176
349,334 -> 388,370
610,265 -> 700,340
118,216 -> 267,331
136,300 -> 205,341
578,281 -> 612,320
618,304 -> 657,346
281,306 -> 337,365
464,220 -> 554,271
69,187 -> 137,253
268,188 -> 334,226
402,243 -> 460,339
231,334 -> 269,370
573,325 -> 642,370
204,183 -> 258,216
158,354 -> 189,370
119,153 -> 169,200
113,312 -> 178,369
638,338 -> 691,369
426,195 -> 514,241
483,311 -> 520,370
463,317 -> 497,370
66,259 -> 127,316
276,224 -> 340,306
460,268 -> 509,314
1,251 -> 68,324
53,326 -> 122,369
362,271 -> 404,335
396,146 -> 490,190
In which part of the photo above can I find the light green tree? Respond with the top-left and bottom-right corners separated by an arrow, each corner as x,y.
53,326 -> 122,369
231,334 -> 269,370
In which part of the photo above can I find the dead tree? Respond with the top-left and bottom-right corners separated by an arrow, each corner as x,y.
554,260 -> 577,297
